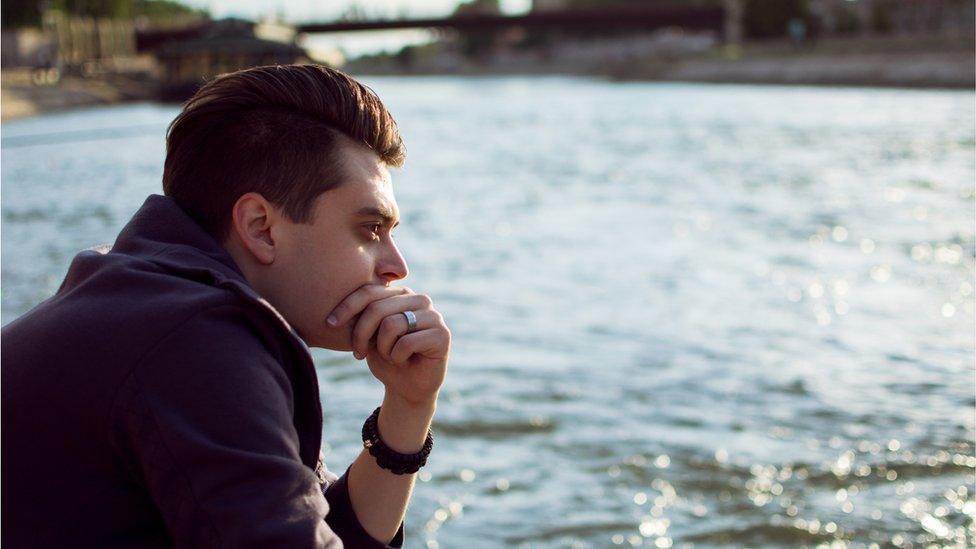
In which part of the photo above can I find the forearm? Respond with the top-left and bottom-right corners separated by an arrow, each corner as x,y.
346,393 -> 437,544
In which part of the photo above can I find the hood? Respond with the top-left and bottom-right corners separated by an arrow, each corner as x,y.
61,194 -> 310,353
37,193 -> 325,470
110,193 -> 248,289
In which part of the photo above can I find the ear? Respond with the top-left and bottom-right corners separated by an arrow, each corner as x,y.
230,192 -> 279,266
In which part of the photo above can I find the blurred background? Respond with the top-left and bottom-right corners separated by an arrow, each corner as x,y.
2,0 -> 975,547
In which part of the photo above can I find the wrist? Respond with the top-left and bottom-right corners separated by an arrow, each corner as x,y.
377,394 -> 436,454
382,390 -> 438,416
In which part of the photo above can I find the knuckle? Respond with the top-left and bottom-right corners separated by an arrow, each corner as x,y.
380,315 -> 398,330
394,348 -> 409,364
392,338 -> 408,354
363,300 -> 382,316
417,294 -> 432,307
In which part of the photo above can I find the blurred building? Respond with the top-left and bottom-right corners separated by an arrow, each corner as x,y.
806,0 -> 973,36
153,18 -> 309,100
2,11 -> 137,73
521,0 -> 725,64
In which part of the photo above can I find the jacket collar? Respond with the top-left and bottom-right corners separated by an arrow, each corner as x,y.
111,194 -> 314,356
111,193 -> 248,286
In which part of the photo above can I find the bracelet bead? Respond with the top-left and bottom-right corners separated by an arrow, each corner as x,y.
361,406 -> 434,475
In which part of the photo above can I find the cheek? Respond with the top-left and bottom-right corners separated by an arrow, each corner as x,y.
291,233 -> 375,304
333,241 -> 377,279
281,244 -> 335,307
288,248 -> 373,350
310,246 -> 372,305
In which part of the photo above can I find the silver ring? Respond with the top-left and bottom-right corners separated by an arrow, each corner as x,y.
402,310 -> 418,333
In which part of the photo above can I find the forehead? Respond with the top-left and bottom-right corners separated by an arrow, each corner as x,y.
328,141 -> 397,214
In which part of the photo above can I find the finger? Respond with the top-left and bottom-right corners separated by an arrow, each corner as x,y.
389,327 -> 450,365
353,294 -> 432,358
328,285 -> 411,327
376,308 -> 442,361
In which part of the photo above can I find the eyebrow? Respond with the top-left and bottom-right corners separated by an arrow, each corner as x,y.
356,206 -> 400,228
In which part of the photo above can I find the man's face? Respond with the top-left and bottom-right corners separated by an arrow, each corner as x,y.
268,142 -> 408,350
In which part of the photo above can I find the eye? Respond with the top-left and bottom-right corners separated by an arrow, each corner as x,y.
363,222 -> 397,240
363,223 -> 382,239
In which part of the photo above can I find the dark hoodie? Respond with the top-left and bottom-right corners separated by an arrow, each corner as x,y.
1,194 -> 404,548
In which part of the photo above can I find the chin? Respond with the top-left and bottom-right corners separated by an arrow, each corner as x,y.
302,325 -> 355,352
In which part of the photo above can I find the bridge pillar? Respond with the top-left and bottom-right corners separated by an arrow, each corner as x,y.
722,0 -> 744,45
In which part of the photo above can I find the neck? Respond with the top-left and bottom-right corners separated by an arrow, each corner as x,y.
222,236 -> 267,296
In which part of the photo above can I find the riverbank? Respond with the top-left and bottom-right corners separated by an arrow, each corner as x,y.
2,35 -> 972,121
347,34 -> 975,90
616,48 -> 975,89
1,65 -> 157,121
626,34 -> 975,88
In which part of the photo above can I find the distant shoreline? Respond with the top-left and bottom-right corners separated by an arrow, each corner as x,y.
3,40 -> 973,121
625,48 -> 975,90
346,58 -> 976,91
346,36 -> 975,91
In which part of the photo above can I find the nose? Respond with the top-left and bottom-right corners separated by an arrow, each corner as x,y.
378,240 -> 409,285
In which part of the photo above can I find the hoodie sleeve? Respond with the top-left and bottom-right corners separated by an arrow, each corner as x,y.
321,466 -> 405,547
108,304 -> 403,548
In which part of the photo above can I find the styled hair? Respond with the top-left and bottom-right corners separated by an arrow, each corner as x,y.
162,64 -> 405,242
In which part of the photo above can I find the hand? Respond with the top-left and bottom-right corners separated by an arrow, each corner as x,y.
327,285 -> 450,407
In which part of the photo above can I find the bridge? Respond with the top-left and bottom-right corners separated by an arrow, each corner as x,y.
295,6 -> 727,36
135,6 -> 732,58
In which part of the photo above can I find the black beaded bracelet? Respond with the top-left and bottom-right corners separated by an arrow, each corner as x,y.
361,406 -> 434,475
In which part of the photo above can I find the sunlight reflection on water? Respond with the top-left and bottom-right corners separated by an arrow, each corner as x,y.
2,78 -> 974,547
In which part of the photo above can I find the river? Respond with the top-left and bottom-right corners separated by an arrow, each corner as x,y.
2,77 -> 974,548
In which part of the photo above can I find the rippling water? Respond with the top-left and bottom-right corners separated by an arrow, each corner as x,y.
2,78 -> 974,548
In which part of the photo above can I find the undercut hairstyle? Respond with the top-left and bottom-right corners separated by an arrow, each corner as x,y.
162,64 -> 405,243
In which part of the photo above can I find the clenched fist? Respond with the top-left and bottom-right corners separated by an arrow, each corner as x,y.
327,284 -> 450,407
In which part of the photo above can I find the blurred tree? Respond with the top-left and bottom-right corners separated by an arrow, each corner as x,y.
49,0 -> 132,18
133,0 -> 206,19
395,44 -> 416,67
3,0 -> 47,28
2,0 -> 204,27
742,0 -> 808,39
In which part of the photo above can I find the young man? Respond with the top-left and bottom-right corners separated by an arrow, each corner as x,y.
1,64 -> 450,548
